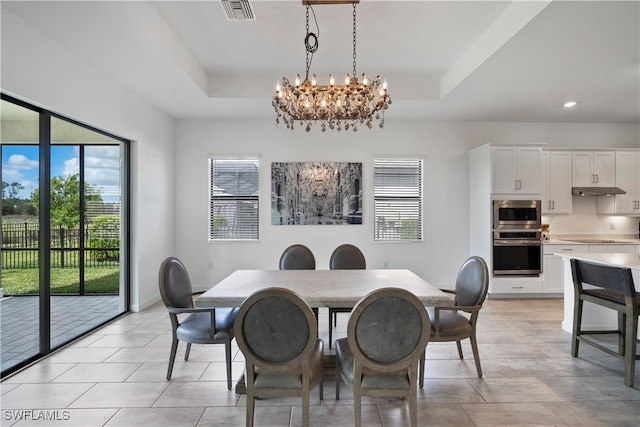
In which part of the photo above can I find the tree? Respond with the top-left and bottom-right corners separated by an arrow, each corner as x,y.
2,180 -> 24,199
31,174 -> 102,229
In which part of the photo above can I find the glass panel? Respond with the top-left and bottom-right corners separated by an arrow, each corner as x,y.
1,99 -> 41,372
49,117 -> 125,348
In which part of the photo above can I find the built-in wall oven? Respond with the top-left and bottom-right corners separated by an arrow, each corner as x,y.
492,200 -> 542,276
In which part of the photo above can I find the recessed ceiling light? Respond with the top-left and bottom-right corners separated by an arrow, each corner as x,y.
563,101 -> 577,108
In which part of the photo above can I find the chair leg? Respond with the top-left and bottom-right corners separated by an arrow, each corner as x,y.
571,299 -> 583,357
329,316 -> 333,349
354,383 -> 362,427
418,349 -> 425,388
335,364 -> 341,400
623,312 -> 637,387
456,340 -> 464,359
167,336 -> 179,380
409,364 -> 418,427
470,334 -> 483,378
184,342 -> 192,361
246,393 -> 255,427
225,340 -> 233,390
302,389 -> 310,427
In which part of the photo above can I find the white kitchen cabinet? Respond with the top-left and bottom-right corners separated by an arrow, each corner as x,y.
492,147 -> 542,195
572,151 -> 615,187
541,151 -> 572,214
613,152 -> 640,214
543,244 -> 583,294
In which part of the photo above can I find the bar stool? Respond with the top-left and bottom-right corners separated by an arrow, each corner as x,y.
570,258 -> 639,387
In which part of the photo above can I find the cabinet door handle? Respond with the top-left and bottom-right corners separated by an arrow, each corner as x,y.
518,180 -> 522,189
514,180 -> 518,190
552,200 -> 555,209
562,248 -> 574,251
512,286 -> 524,289
548,200 -> 552,210
595,174 -> 598,184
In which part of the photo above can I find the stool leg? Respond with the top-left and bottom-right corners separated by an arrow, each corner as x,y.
571,298 -> 583,357
623,310 -> 637,387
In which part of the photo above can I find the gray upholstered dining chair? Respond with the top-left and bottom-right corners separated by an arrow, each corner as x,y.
279,244 -> 316,270
158,257 -> 238,389
328,243 -> 366,348
234,287 -> 324,427
419,255 -> 489,386
335,287 -> 431,427
570,258 -> 639,387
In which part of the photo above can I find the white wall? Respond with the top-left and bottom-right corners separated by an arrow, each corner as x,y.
2,10 -> 176,311
174,119 -> 639,291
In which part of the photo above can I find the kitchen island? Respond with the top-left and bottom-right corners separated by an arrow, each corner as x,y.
556,252 -> 640,334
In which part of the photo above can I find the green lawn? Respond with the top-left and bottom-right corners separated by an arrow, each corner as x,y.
1,267 -> 120,294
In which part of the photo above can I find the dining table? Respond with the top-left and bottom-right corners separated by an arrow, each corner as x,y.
195,268 -> 455,309
194,268 -> 455,393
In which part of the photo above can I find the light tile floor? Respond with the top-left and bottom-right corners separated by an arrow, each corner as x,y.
1,299 -> 639,426
1,296 -> 121,372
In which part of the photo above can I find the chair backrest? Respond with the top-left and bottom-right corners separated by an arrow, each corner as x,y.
570,259 -> 636,298
158,257 -> 194,309
330,244 -> 366,270
279,244 -> 316,270
234,287 -> 318,367
454,256 -> 489,307
347,287 -> 430,373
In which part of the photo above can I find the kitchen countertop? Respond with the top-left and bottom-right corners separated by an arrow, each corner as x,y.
543,235 -> 640,245
553,252 -> 640,269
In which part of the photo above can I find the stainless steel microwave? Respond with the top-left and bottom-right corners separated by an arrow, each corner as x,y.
493,200 -> 541,230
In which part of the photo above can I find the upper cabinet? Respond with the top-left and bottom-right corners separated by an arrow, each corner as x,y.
541,151 -> 572,214
613,152 -> 640,214
572,151 -> 616,187
491,147 -> 542,195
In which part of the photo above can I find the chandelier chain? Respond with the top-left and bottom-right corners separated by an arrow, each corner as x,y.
304,5 -> 319,81
352,2 -> 357,78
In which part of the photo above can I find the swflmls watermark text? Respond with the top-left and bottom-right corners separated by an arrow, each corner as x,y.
4,410 -> 71,422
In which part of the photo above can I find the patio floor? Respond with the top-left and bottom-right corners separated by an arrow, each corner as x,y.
1,295 -> 121,373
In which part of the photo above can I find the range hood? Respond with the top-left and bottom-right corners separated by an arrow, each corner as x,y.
572,187 -> 626,196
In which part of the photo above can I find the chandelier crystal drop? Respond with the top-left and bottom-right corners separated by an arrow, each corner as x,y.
272,1 -> 391,132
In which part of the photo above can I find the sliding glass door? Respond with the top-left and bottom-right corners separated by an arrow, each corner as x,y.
1,95 -> 130,375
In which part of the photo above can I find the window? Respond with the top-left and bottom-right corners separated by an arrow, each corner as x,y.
209,156 -> 259,241
374,157 -> 423,241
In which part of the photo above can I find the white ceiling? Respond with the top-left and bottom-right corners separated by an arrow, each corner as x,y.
3,0 -> 639,123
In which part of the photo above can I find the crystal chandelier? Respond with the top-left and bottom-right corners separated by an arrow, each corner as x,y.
273,1 -> 391,132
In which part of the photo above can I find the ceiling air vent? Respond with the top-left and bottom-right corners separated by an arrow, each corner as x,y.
221,0 -> 256,21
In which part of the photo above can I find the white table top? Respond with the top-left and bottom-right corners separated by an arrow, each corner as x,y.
554,252 -> 640,270
195,269 -> 455,308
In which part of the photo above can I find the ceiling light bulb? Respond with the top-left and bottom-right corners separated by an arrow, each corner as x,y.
564,101 -> 577,108
382,80 -> 388,90
311,75 -> 317,86
362,74 -> 368,85
295,75 -> 301,87
345,75 -> 350,85
329,74 -> 335,86
276,81 -> 281,92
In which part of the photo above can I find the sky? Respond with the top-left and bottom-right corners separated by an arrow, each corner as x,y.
1,144 -> 122,203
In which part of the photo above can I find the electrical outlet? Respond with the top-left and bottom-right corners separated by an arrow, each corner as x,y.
610,222 -> 615,230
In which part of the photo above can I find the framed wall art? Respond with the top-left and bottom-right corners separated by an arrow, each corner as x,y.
271,162 -> 362,225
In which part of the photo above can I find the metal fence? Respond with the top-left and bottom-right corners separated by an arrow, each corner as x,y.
2,223 -> 119,269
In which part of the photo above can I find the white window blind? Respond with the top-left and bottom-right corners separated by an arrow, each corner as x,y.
374,157 -> 423,241
208,156 -> 259,241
